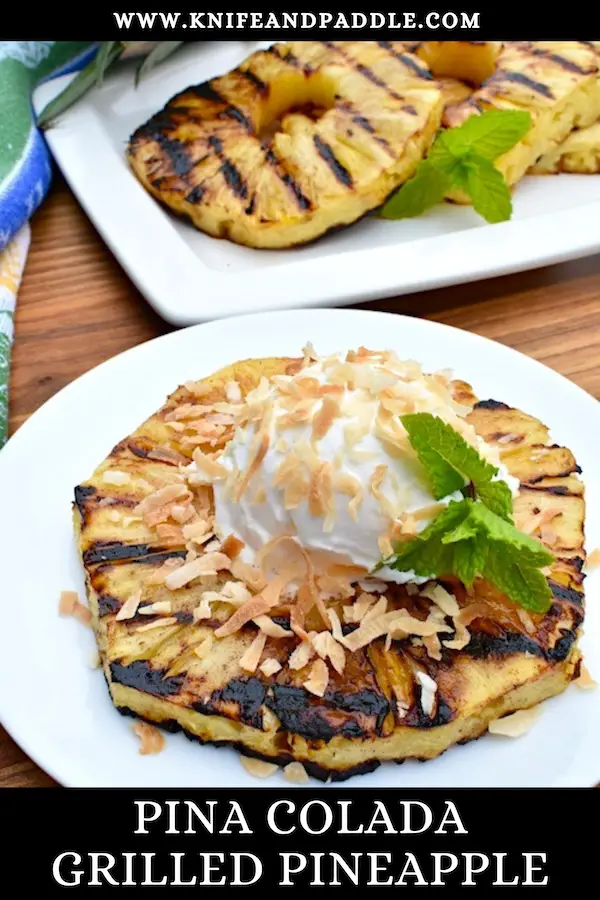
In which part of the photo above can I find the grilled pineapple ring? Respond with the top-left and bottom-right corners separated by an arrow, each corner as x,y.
128,42 -> 443,248
423,41 -> 600,197
73,357 -> 585,782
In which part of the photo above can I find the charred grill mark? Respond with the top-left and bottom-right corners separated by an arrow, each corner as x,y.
338,101 -> 391,149
266,685 -> 383,742
490,70 -> 555,100
313,135 -> 353,187
98,595 -> 120,616
526,465 -> 581,484
207,134 -> 249,202
489,431 -> 524,444
474,399 -> 510,410
188,82 -> 227,103
263,147 -> 312,210
211,678 -> 266,729
327,689 -> 389,734
530,46 -> 592,74
459,630 -> 545,661
267,45 -> 310,72
322,41 -> 404,102
377,41 -> 433,79
220,160 -> 248,199
405,692 -> 454,728
403,104 -> 418,115
175,611 -> 194,624
110,660 -> 184,697
74,485 -> 97,522
185,185 -> 206,204
223,105 -> 253,130
83,542 -> 187,566
525,484 -> 577,496
239,68 -> 268,95
547,628 -> 579,663
549,581 -> 584,607
155,135 -> 193,177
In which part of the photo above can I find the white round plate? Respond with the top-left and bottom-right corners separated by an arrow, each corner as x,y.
0,309 -> 598,788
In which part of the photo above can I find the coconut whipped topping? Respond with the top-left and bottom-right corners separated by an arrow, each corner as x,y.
202,348 -> 518,584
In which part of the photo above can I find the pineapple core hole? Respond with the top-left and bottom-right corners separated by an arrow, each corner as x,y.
257,71 -> 337,142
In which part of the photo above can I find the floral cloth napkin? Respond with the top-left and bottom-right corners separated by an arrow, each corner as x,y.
0,41 -> 94,445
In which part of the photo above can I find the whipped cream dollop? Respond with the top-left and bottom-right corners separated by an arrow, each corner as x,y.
209,348 -> 518,583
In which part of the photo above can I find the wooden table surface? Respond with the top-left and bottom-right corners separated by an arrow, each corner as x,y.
3,175 -> 600,787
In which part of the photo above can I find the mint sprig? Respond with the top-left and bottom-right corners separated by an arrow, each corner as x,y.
401,413 -> 513,521
384,499 -> 554,613
381,109 -> 532,224
379,411 -> 555,613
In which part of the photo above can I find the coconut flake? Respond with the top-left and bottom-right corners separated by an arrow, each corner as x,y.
138,600 -> 172,616
585,548 -> 600,571
283,762 -> 310,783
288,640 -> 315,671
132,721 -> 166,755
304,658 -> 329,696
164,552 -> 231,589
488,707 -> 541,737
240,756 -> 278,778
260,657 -> 283,677
254,615 -> 293,638
416,670 -> 437,717
116,589 -> 142,621
420,582 -> 460,617
574,663 -> 597,690
239,632 -> 267,673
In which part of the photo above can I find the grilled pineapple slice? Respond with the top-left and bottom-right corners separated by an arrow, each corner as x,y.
531,121 -> 600,173
438,42 -> 600,199
532,42 -> 600,173
73,359 -> 585,781
128,41 -> 442,248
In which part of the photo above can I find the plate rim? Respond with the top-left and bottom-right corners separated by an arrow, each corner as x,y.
0,307 -> 598,788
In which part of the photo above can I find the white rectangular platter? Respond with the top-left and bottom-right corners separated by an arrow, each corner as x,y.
33,40 -> 600,326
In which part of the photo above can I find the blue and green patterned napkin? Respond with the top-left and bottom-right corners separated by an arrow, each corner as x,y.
0,41 -> 94,445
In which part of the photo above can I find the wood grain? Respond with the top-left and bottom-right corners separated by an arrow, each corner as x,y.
3,176 -> 600,787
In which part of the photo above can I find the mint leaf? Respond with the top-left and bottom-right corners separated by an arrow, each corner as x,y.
484,550 -> 553,614
381,161 -> 451,220
385,498 -> 554,613
467,503 -> 553,566
385,500 -> 470,577
436,109 -> 532,161
476,478 -> 514,522
402,413 -> 496,497
463,156 -> 513,224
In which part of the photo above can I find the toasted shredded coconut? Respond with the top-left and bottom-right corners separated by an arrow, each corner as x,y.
215,577 -> 286,638
344,593 -> 376,623
139,600 -> 172,616
254,615 -> 292,638
239,632 -> 267,673
304,658 -> 329,696
357,578 -> 387,594
260,657 -> 283,677
416,670 -> 437,717
585,548 -> 600,570
116,589 -> 142,621
164,552 -> 231,589
420,582 -> 460,617
488,706 -> 541,737
134,483 -> 189,515
144,557 -> 184,588
574,663 -> 597,690
59,590 -> 92,627
59,590 -> 78,616
288,640 -> 316,671
102,470 -> 131,486
283,762 -> 310,783
240,756 -> 278,778
187,447 -> 228,482
132,721 -> 166,755
310,630 -> 345,674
